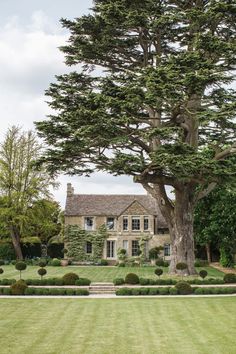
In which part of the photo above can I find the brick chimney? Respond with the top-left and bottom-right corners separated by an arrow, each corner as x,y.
67,183 -> 74,196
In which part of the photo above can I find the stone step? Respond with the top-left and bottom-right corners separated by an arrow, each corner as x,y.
89,291 -> 115,295
91,282 -> 114,286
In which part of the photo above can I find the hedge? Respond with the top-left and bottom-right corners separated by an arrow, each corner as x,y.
116,287 -> 236,296
0,287 -> 89,296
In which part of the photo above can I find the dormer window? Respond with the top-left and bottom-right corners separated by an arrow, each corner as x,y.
107,217 -> 115,230
132,216 -> 140,231
84,217 -> 94,231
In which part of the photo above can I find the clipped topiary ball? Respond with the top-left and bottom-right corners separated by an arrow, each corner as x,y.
175,281 -> 192,295
11,280 -> 28,295
15,261 -> 27,271
223,273 -> 236,283
199,270 -> 208,279
125,273 -> 139,284
0,260 -> 5,266
38,268 -> 47,279
176,262 -> 188,271
155,258 -> 164,267
62,272 -> 79,285
0,268 -> 4,274
155,268 -> 163,278
38,260 -> 47,268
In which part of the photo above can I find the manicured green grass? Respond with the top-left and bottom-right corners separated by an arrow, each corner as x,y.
0,297 -> 235,354
0,265 -> 224,282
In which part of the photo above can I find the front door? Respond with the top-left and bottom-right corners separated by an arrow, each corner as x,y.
106,240 -> 116,259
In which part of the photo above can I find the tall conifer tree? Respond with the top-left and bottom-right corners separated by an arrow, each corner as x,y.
36,0 -> 236,274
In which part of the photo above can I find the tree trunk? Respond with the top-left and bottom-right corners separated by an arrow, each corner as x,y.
10,226 -> 23,260
206,243 -> 211,263
142,183 -> 198,275
168,188 -> 197,275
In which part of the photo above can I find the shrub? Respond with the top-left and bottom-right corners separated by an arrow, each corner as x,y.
11,280 -> 28,295
38,268 -> 47,279
139,288 -> 149,295
0,268 -> 4,275
132,288 -> 141,295
125,273 -> 139,285
0,260 -> 5,266
0,278 -> 15,285
100,259 -> 108,266
148,288 -> 159,295
65,289 -> 75,296
155,268 -> 163,278
38,260 -> 47,268
163,261 -> 169,267
54,278 -> 64,286
176,262 -> 188,271
149,247 -> 163,260
159,287 -> 169,295
199,270 -> 208,279
62,272 -> 79,285
175,281 -> 192,295
155,258 -> 164,267
50,258 -> 61,266
169,287 -> 178,295
223,273 -> 236,283
118,262 -> 126,267
139,278 -> 150,285
75,278 -> 91,286
0,243 -> 15,260
25,288 -> 35,296
3,287 -> 11,295
113,278 -> 125,286
15,261 -> 27,279
75,289 -> 89,296
116,288 -> 132,296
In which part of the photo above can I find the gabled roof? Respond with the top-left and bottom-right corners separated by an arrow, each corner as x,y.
65,194 -> 167,227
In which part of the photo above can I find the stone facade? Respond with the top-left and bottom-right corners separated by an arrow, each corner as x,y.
64,183 -> 171,261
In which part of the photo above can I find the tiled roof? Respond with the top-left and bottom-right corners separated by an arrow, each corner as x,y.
65,194 -> 167,227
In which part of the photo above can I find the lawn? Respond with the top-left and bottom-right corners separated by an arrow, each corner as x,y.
0,297 -> 235,354
0,265 -> 224,282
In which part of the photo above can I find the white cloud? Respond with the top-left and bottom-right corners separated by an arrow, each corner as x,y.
0,10 -> 144,207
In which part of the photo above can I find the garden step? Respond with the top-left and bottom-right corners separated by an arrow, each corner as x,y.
89,283 -> 116,294
90,282 -> 114,286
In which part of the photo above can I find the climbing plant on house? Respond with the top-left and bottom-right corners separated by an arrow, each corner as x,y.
65,224 -> 108,262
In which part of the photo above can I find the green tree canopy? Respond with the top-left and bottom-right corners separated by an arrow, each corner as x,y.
0,126 -> 56,259
36,0 -> 236,274
194,185 -> 236,267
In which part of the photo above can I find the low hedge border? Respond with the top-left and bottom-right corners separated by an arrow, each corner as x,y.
0,277 -> 91,286
113,277 -> 226,286
0,287 -> 89,296
116,286 -> 236,296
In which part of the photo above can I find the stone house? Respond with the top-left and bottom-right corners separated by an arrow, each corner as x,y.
64,183 -> 171,261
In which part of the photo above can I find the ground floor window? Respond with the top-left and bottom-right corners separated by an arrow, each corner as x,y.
86,241 -> 92,254
107,240 -> 115,258
132,240 -> 140,256
164,244 -> 171,256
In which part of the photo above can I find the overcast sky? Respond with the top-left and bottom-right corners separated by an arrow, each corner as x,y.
0,0 -> 145,208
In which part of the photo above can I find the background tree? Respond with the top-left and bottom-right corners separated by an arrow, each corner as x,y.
36,0 -> 236,274
194,186 -> 236,267
24,199 -> 61,244
0,126 -> 56,259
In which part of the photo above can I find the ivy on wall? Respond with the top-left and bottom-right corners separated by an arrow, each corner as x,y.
65,224 -> 108,262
